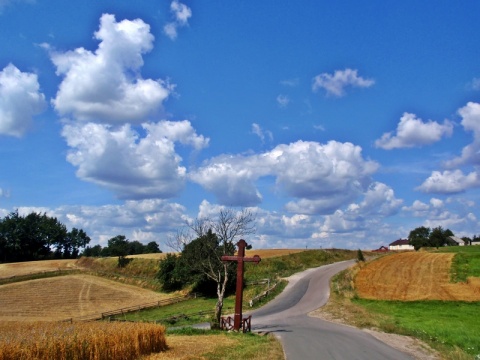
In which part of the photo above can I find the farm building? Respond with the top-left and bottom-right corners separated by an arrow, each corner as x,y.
447,236 -> 465,246
388,239 -> 414,251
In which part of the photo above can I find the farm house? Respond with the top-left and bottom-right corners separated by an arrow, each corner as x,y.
388,239 -> 414,251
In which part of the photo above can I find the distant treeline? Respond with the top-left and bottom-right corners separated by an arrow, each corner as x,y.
0,211 -> 161,264
82,236 -> 161,257
0,211 -> 90,263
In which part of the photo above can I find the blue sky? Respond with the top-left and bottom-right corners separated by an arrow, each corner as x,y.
1,0 -> 480,250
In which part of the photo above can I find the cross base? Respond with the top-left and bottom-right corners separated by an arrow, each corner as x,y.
220,315 -> 252,333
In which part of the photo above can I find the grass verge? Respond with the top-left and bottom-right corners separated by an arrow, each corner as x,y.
437,246 -> 480,282
145,329 -> 284,360
321,262 -> 479,360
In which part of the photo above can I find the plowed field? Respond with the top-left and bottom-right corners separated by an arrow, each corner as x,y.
355,252 -> 480,301
0,274 -> 171,321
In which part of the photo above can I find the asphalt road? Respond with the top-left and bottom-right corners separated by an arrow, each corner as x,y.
247,260 -> 414,360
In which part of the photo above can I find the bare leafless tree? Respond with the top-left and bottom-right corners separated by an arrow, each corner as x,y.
165,227 -> 193,252
177,207 -> 256,327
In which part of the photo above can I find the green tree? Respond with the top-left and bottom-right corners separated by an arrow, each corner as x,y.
107,235 -> 130,267
0,211 -> 88,262
357,249 -> 365,262
145,241 -> 161,253
158,253 -> 184,291
180,208 -> 256,328
429,226 -> 454,247
408,226 -> 431,250
128,240 -> 145,255
180,229 -> 236,327
83,244 -> 103,257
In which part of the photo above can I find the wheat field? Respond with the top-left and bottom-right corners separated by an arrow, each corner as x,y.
0,321 -> 167,360
355,252 -> 480,301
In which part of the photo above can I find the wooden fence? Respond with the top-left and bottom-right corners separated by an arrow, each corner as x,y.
64,294 -> 195,322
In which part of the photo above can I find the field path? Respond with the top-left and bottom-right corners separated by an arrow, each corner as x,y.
355,252 -> 480,301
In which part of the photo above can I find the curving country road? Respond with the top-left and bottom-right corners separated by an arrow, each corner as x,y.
247,260 -> 413,360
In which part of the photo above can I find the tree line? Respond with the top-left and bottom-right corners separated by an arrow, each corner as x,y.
0,211 -> 161,264
407,225 -> 478,250
0,211 -> 90,262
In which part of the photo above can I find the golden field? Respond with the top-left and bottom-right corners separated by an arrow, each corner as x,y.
0,274 -> 172,321
0,321 -> 166,360
355,252 -> 480,301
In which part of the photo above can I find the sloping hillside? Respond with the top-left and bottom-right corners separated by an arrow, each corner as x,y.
355,252 -> 480,301
0,274 -> 172,321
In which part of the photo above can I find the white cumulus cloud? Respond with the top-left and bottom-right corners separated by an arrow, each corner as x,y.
190,140 -> 378,212
0,64 -> 46,137
375,112 -> 453,149
61,120 -> 208,199
163,0 -> 192,40
445,102 -> 480,168
416,170 -> 480,194
51,14 -> 172,123
312,68 -> 374,97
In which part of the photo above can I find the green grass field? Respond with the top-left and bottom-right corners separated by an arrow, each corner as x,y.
354,299 -> 480,356
345,246 -> 480,358
435,245 -> 480,282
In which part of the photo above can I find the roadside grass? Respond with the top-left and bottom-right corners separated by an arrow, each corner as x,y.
323,260 -> 479,359
145,329 -> 284,360
114,297 -> 234,326
354,299 -> 480,357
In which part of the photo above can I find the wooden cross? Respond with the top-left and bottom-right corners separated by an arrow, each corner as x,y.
221,239 -> 261,331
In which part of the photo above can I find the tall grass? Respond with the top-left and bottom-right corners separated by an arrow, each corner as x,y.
0,321 -> 167,360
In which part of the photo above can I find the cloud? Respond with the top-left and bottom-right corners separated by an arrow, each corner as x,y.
312,68 -> 374,97
402,197 -> 478,234
252,123 -> 273,144
163,0 -> 192,40
445,102 -> 480,168
280,78 -> 299,87
276,94 -> 290,108
0,0 -> 34,13
10,200 -> 190,248
61,120 -> 208,199
0,64 -> 47,137
375,112 -> 453,150
470,78 -> 480,91
190,140 -> 378,212
416,170 -> 480,194
50,14 -> 172,123
0,188 -> 10,198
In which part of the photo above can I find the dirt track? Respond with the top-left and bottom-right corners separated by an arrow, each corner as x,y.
355,252 -> 480,301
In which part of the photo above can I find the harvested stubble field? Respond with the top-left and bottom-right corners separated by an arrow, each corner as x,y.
0,274 -> 172,321
355,252 -> 480,301
0,259 -> 79,278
